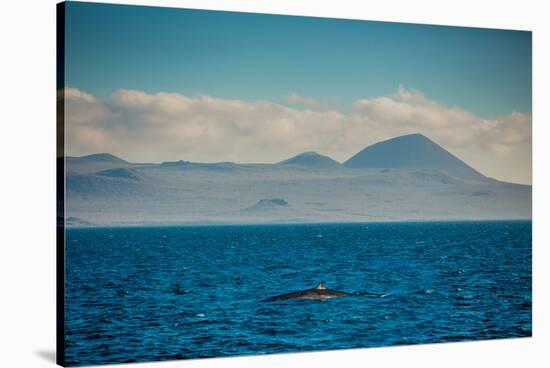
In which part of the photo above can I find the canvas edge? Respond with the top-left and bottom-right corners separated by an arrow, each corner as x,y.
56,1 -> 67,366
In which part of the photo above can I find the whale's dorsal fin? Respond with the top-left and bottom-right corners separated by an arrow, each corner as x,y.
315,281 -> 326,290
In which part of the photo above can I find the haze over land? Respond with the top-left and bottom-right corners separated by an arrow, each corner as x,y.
65,134 -> 531,226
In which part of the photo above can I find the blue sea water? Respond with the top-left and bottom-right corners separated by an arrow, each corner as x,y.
65,221 -> 532,366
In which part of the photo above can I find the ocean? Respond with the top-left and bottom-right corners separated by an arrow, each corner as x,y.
65,221 -> 532,366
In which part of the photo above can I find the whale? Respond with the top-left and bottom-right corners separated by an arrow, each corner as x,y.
264,281 -> 352,302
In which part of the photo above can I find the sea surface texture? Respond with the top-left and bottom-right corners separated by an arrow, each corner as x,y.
65,221 -> 532,365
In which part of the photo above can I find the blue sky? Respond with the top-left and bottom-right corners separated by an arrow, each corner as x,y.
64,1 -> 531,118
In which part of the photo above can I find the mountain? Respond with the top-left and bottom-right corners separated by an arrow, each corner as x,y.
344,133 -> 486,181
63,134 -> 531,226
96,168 -> 143,181
65,216 -> 95,227
279,151 -> 343,169
243,198 -> 290,213
76,153 -> 128,163
65,153 -> 149,175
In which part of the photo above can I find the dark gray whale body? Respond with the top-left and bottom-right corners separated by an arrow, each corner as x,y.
264,282 -> 351,302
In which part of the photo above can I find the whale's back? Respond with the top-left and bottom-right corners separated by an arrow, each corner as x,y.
264,287 -> 350,302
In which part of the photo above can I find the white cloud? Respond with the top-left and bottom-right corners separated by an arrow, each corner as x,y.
285,92 -> 328,108
352,85 -> 531,154
63,86 -> 532,183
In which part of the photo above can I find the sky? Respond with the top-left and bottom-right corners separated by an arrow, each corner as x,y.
63,1 -> 532,184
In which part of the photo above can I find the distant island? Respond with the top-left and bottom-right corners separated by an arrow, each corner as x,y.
64,133 -> 531,226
